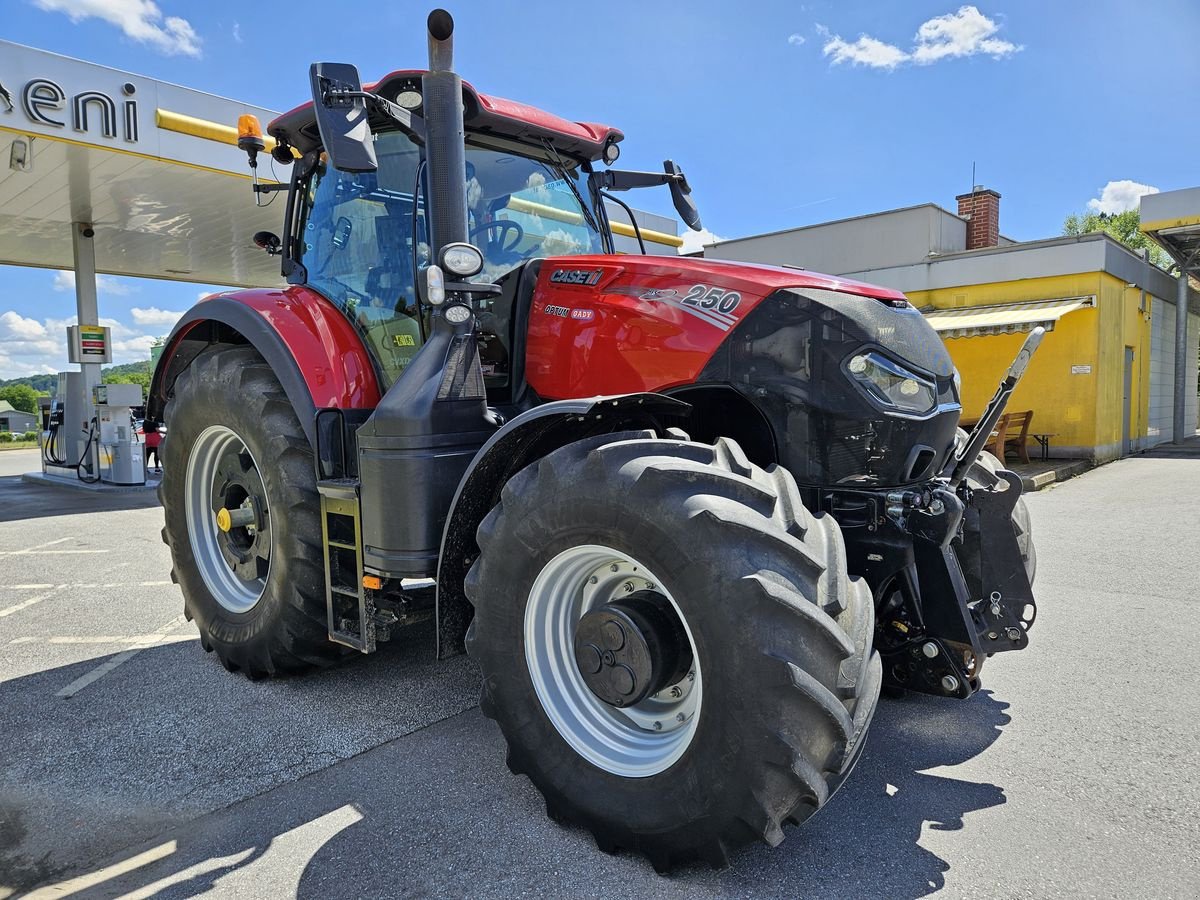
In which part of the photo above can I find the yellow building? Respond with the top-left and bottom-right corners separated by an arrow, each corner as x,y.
708,188 -> 1200,463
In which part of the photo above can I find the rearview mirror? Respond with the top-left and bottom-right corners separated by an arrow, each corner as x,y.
309,62 -> 378,173
665,160 -> 701,231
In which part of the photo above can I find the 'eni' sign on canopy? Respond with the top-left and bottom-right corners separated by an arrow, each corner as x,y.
1,75 -> 139,143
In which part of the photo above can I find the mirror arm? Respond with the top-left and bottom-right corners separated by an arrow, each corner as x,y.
320,84 -> 426,141
589,169 -> 674,192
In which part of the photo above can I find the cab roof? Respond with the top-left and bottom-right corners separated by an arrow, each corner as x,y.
269,69 -> 624,162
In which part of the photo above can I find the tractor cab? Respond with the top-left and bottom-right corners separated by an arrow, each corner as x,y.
249,63 -> 698,406
291,127 -> 606,395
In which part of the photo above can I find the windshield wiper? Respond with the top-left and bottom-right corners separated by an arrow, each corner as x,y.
540,139 -> 601,237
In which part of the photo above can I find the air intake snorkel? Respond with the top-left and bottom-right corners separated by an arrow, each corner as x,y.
423,9 -> 470,258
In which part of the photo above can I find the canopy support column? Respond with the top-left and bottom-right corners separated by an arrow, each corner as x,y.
71,222 -> 101,421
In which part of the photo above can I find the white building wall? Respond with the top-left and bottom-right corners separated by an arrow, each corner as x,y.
1147,299 -> 1200,444
1188,310 -> 1199,436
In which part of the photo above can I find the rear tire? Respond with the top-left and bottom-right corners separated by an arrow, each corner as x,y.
465,432 -> 880,871
160,345 -> 342,677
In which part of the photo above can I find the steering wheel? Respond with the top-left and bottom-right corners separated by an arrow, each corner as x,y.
470,219 -> 524,255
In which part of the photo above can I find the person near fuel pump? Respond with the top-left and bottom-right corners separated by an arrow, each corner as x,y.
143,417 -> 162,472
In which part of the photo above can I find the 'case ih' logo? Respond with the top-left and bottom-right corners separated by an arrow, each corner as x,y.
550,268 -> 603,286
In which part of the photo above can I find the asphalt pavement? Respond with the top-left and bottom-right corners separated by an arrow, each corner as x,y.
1,444 -> 1197,898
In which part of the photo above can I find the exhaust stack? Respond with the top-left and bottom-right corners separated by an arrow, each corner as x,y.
423,9 -> 469,259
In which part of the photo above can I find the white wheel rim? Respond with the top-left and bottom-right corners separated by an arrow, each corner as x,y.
184,424 -> 270,613
524,545 -> 702,778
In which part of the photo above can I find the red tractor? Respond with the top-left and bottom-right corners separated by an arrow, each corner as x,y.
150,10 -> 1038,871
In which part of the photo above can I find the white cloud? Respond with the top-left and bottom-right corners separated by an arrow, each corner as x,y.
1086,180 -> 1159,215
130,307 -> 186,328
787,34 -> 806,46
232,22 -> 242,43
818,5 -> 1020,71
823,34 -> 910,70
32,0 -> 202,57
911,5 -> 1020,63
679,227 -> 723,255
0,310 -> 161,375
51,271 -> 132,296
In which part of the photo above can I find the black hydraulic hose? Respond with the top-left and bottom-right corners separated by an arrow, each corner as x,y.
600,190 -> 646,255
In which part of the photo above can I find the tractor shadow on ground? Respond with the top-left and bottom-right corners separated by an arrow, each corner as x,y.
4,640 -> 1010,898
700,688 -> 1012,897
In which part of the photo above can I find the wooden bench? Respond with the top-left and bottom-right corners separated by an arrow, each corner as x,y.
962,410 -> 1035,464
1000,410 -> 1034,464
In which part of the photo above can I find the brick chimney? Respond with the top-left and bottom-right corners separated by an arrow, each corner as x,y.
956,186 -> 1001,250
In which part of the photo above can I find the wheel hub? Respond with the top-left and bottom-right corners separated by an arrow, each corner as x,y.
525,546 -> 702,777
573,591 -> 693,708
184,424 -> 272,614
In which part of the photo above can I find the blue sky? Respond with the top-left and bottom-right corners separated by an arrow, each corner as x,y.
2,0 -> 1198,377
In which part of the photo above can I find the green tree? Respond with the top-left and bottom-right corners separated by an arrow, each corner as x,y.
0,384 -> 38,414
1063,208 -> 1173,269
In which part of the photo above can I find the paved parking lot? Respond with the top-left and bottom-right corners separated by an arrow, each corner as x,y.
1,444 -> 1198,899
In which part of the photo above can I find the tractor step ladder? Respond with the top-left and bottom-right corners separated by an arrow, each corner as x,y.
318,478 -> 376,653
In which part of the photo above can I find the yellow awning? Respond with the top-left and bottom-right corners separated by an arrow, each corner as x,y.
921,296 -> 1096,339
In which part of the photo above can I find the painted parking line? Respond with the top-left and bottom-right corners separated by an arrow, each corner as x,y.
55,615 -> 189,699
0,549 -> 106,556
0,583 -> 55,591
0,538 -> 106,556
0,588 -> 62,619
10,634 -> 195,646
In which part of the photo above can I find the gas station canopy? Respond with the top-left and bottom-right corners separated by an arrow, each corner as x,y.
0,39 -> 286,288
1141,187 -> 1200,276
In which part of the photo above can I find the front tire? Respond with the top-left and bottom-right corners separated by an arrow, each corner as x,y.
160,345 -> 342,677
465,432 -> 881,871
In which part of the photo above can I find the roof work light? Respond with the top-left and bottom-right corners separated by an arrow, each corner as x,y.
237,114 -> 265,162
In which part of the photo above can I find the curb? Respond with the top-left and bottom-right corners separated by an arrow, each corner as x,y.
20,471 -> 160,494
1020,459 -> 1092,492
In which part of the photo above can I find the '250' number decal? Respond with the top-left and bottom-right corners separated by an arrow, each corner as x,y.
682,284 -> 742,314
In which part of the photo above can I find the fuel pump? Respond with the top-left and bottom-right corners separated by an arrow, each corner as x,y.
92,384 -> 145,485
41,371 -> 90,478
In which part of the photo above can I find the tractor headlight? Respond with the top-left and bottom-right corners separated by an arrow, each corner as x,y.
439,242 -> 484,278
845,351 -> 937,416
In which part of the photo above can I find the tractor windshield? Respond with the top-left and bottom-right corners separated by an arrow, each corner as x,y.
463,141 -> 603,282
298,130 -> 603,388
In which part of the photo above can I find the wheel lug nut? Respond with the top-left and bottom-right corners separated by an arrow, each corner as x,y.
653,721 -> 662,731
622,581 -> 635,593
589,576 -> 598,585
610,564 -> 619,572
676,713 -> 686,723
669,686 -> 682,698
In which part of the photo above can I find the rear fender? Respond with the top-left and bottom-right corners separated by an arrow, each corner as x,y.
434,393 -> 691,658
148,288 -> 381,446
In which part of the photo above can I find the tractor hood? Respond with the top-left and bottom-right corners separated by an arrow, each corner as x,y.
533,253 -> 909,306
524,253 -> 920,399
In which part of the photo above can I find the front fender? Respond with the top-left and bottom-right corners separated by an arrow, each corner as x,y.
148,287 -> 380,446
434,393 -> 691,658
